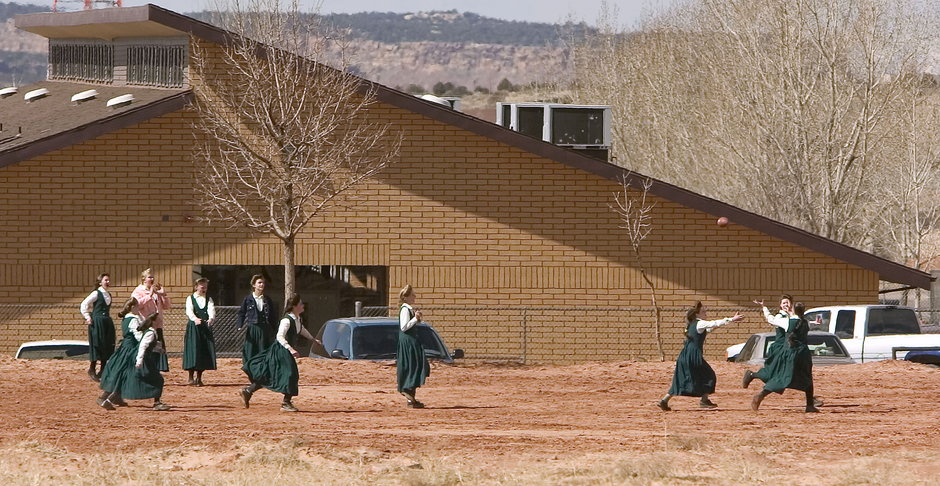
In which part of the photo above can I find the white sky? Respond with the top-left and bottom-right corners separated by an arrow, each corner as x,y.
24,0 -> 670,27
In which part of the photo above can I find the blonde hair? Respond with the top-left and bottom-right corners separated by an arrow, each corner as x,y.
193,278 -> 209,290
398,284 -> 414,303
140,268 -> 154,282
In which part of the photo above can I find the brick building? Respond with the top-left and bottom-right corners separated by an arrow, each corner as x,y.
0,5 -> 932,362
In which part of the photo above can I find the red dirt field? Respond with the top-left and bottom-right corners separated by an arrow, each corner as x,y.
2,355 -> 939,461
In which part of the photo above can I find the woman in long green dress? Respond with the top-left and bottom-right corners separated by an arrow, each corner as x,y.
397,285 -> 431,408
658,302 -> 743,411
97,298 -> 146,410
742,294 -> 792,388
750,301 -> 818,413
80,273 -> 116,382
240,294 -> 314,412
182,278 -> 217,386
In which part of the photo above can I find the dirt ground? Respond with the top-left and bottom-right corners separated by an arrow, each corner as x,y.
2,355 -> 939,461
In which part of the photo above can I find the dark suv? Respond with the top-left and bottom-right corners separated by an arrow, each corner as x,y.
309,318 -> 464,363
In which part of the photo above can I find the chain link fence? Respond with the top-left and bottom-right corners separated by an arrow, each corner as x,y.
3,304 -> 940,362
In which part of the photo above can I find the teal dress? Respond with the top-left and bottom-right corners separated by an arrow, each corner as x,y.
762,317 -> 814,393
121,328 -> 165,400
241,303 -> 274,376
397,305 -> 430,393
667,319 -> 716,397
182,295 -> 217,371
99,315 -> 138,393
87,290 -> 115,363
245,315 -> 300,397
754,312 -> 787,382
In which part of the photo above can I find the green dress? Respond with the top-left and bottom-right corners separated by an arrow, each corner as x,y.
245,315 -> 300,397
121,328 -> 165,400
87,290 -> 116,363
762,317 -> 814,393
667,319 -> 716,397
182,295 -> 217,371
241,304 -> 273,376
397,305 -> 430,393
754,311 -> 787,382
99,315 -> 138,393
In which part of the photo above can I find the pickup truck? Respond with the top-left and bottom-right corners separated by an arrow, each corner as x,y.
804,305 -> 940,364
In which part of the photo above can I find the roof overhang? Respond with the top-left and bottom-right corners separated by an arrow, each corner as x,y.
16,6 -> 187,40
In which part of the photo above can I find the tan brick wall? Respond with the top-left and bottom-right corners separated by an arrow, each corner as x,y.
0,39 -> 880,360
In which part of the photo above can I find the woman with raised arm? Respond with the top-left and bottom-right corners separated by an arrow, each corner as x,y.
749,301 -> 818,413
658,301 -> 743,411
397,285 -> 431,408
131,268 -> 171,372
182,278 -> 217,386
80,273 -> 115,382
742,294 -> 792,389
97,298 -> 167,410
240,294 -> 314,412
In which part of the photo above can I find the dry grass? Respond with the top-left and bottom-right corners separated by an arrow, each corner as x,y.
2,437 -> 939,485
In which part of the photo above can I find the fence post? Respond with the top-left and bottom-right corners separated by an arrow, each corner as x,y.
355,301 -> 362,318
522,308 -> 528,364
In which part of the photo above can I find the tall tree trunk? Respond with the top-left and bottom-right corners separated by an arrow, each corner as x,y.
283,235 -> 295,300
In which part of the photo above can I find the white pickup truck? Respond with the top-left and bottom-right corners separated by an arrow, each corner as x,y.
804,305 -> 940,363
727,305 -> 940,364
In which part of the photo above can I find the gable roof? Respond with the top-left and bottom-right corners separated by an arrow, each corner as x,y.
9,4 -> 935,290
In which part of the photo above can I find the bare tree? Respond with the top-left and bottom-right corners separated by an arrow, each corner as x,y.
575,0 -> 940,257
191,0 -> 401,297
613,174 -> 664,361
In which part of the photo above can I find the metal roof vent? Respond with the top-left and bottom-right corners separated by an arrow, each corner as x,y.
0,87 -> 17,98
71,89 -> 99,103
106,94 -> 134,108
24,88 -> 50,102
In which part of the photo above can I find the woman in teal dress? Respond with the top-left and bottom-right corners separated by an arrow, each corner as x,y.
742,294 -> 792,388
397,285 -> 431,408
658,301 -> 743,411
240,294 -> 314,412
96,298 -> 167,410
182,278 -> 217,386
750,301 -> 818,413
97,298 -> 142,410
80,273 -> 116,382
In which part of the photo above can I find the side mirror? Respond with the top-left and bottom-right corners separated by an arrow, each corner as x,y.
330,349 -> 348,359
451,348 -> 464,359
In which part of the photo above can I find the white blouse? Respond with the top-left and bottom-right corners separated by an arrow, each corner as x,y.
135,329 -> 157,367
185,293 -> 216,323
80,287 -> 112,320
695,318 -> 733,334
762,306 -> 792,331
399,303 -> 420,331
276,313 -> 314,355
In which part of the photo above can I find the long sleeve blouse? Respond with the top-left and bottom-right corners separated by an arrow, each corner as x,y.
762,306 -> 791,331
276,313 -> 314,355
185,293 -> 215,323
135,329 -> 157,367
131,285 -> 171,329
695,317 -> 733,334
80,287 -> 112,320
399,303 -> 420,331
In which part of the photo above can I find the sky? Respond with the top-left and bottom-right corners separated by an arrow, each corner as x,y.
25,0 -> 670,27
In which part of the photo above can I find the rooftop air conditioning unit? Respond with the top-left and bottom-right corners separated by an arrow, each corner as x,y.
496,102 -> 611,161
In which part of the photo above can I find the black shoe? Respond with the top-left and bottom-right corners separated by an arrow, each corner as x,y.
111,397 -> 129,407
700,398 -> 717,409
281,402 -> 298,412
805,406 -> 820,413
195,379 -> 205,387
407,400 -> 425,409
240,387 -> 252,409
88,368 -> 100,382
98,398 -> 115,411
742,370 -> 754,389
657,398 -> 671,411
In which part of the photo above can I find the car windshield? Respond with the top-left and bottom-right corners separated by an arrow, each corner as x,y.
352,325 -> 447,359
867,308 -> 920,336
17,344 -> 89,360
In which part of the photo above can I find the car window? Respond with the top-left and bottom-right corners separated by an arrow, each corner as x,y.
806,311 -> 830,331
352,325 -> 448,359
762,335 -> 777,356
322,323 -> 352,356
867,308 -> 920,336
834,311 -> 856,339
806,335 -> 848,357
17,344 -> 88,360
737,335 -> 759,362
